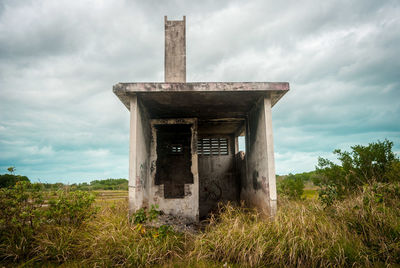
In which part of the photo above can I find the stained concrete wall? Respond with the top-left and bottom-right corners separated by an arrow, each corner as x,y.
198,134 -> 239,219
148,118 -> 199,221
241,97 -> 277,215
164,16 -> 186,83
128,95 -> 151,214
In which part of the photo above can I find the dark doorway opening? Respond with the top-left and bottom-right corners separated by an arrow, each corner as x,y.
155,124 -> 193,199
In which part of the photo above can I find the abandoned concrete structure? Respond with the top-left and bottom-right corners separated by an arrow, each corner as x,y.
113,16 -> 289,221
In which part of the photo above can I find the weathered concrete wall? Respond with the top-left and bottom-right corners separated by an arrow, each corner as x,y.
198,134 -> 239,219
236,151 -> 246,197
241,97 -> 277,215
149,118 -> 199,221
165,16 -> 186,83
128,95 -> 151,214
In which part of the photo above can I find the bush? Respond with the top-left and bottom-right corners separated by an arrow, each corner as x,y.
46,190 -> 97,226
314,139 -> 399,205
277,173 -> 304,200
0,174 -> 30,188
0,182 -> 98,262
0,182 -> 44,261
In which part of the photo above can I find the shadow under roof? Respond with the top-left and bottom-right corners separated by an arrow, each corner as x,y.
113,82 -> 289,119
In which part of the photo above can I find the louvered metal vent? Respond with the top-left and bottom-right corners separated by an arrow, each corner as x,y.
197,138 -> 228,156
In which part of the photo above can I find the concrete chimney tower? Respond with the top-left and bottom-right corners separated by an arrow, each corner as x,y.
164,16 -> 186,82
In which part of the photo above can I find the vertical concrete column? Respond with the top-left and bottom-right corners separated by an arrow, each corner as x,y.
190,121 -> 199,221
242,96 -> 277,216
164,16 -> 186,82
263,97 -> 277,216
129,95 -> 142,214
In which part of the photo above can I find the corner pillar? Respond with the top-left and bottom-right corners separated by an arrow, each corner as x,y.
129,95 -> 143,214
242,96 -> 277,216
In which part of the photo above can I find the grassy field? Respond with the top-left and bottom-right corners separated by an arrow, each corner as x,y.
94,190 -> 128,202
1,183 -> 400,267
302,188 -> 318,199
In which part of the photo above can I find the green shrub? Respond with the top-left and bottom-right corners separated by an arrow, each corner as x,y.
277,173 -> 304,200
46,190 -> 97,226
0,183 -> 98,262
314,139 -> 399,205
0,181 -> 44,261
0,174 -> 30,188
132,205 -> 160,224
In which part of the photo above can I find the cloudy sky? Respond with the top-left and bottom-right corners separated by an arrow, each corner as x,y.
0,0 -> 399,183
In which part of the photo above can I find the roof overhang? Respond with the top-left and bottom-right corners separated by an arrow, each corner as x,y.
113,82 -> 289,119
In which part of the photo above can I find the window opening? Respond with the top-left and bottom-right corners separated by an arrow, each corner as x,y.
170,144 -> 183,154
198,137 -> 228,156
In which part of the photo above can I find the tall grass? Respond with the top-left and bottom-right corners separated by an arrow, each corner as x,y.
192,202 -> 368,267
79,201 -> 185,267
25,201 -> 186,267
1,182 -> 399,267
192,183 -> 400,267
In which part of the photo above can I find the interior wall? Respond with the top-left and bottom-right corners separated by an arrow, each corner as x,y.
198,122 -> 241,219
241,97 -> 277,215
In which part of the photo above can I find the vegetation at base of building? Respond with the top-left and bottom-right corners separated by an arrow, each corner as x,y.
0,139 -> 399,267
1,183 -> 399,267
0,183 -> 183,266
193,183 -> 400,266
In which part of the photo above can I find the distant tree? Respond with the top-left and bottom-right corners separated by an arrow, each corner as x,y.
0,167 -> 30,188
7,166 -> 15,174
314,139 -> 399,205
277,173 -> 304,200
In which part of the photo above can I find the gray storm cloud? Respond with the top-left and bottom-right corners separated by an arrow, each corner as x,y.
0,0 -> 399,182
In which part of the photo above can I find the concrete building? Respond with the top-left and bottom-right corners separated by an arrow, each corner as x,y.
113,16 -> 289,221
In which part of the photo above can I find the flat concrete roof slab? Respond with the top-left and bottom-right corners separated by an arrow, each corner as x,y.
113,82 -> 289,119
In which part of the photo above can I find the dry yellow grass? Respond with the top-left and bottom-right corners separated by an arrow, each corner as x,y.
2,183 -> 399,267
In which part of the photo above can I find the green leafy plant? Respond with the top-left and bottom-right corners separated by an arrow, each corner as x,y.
0,183 -> 98,262
0,167 -> 30,188
0,181 -> 45,260
277,173 -> 305,200
133,208 -> 148,224
314,139 -> 399,205
133,205 -> 160,224
148,204 -> 160,221
46,190 -> 97,226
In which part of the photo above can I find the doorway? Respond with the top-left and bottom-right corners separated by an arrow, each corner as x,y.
155,124 -> 193,198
